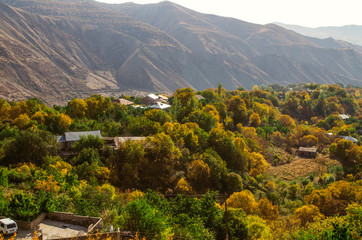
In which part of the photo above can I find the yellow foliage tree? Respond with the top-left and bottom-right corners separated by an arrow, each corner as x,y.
250,113 -> 261,127
257,198 -> 279,221
68,98 -> 87,118
0,99 -> 11,120
187,160 -> 210,193
174,177 -> 192,194
226,190 -> 257,214
57,113 -> 72,132
31,111 -> 48,125
248,152 -> 269,177
278,114 -> 296,130
294,204 -> 324,226
299,135 -> 318,147
13,113 -> 31,129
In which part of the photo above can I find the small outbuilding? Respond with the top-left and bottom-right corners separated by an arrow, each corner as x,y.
298,147 -> 317,158
57,130 -> 102,150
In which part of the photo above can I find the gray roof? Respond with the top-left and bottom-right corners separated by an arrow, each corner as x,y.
57,135 -> 66,143
341,136 -> 358,143
63,130 -> 102,142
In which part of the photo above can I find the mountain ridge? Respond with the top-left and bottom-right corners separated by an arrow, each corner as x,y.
0,0 -> 361,104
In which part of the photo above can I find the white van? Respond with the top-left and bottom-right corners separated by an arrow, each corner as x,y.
0,218 -> 18,235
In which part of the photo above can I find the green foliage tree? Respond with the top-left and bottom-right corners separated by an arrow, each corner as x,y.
2,129 -> 58,166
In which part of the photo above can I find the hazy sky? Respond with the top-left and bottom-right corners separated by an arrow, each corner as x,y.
95,0 -> 362,28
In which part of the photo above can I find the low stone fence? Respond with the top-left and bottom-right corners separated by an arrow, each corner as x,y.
47,212 -> 102,232
15,213 -> 47,230
41,231 -> 134,240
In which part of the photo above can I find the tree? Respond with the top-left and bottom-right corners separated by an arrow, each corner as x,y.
200,149 -> 228,192
174,178 -> 192,194
67,98 -> 87,119
225,172 -> 243,194
248,152 -> 269,177
13,114 -> 31,129
144,109 -> 171,125
72,135 -> 104,152
8,193 -> 40,221
187,160 -> 210,193
226,190 -> 257,215
294,205 -> 324,226
257,198 -> 279,221
2,129 -> 58,166
250,113 -> 261,127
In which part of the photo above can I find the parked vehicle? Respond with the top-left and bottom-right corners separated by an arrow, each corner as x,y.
0,218 -> 18,235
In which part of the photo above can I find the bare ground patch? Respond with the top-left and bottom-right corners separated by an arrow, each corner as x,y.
267,155 -> 341,180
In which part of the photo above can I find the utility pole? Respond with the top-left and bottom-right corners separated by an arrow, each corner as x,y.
225,193 -> 229,240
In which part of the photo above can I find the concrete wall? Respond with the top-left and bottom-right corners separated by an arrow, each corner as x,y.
47,212 -> 102,230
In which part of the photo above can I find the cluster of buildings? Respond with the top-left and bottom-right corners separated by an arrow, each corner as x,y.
113,93 -> 171,110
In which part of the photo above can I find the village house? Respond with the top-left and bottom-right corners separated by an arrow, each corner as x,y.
112,98 -> 134,106
297,147 -> 317,158
148,102 -> 171,110
57,130 -> 102,150
141,94 -> 169,105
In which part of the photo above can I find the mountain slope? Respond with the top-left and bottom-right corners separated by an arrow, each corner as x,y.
0,0 -> 362,104
275,23 -> 362,46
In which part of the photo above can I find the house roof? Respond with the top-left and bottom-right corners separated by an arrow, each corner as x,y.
298,147 -> 317,153
341,136 -> 358,143
148,102 -> 171,110
195,95 -> 205,100
115,98 -> 133,105
157,95 -> 169,101
57,135 -> 66,143
339,114 -> 350,120
63,130 -> 102,142
147,94 -> 159,100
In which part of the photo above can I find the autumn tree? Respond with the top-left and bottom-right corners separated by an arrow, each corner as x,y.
67,98 -> 87,119
257,198 -> 279,221
187,160 -> 210,193
294,205 -> 324,226
250,113 -> 261,127
226,190 -> 257,215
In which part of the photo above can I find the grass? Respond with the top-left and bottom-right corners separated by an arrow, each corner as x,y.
266,154 -> 341,180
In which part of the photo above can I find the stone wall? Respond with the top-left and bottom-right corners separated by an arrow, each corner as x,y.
43,231 -> 134,240
47,212 -> 102,231
15,213 -> 47,230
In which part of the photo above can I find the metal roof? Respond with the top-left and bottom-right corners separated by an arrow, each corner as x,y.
148,102 -> 171,109
342,136 -> 358,143
64,131 -> 102,142
57,135 -> 66,143
147,94 -> 159,100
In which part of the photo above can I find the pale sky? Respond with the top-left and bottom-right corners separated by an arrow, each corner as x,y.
95,0 -> 362,28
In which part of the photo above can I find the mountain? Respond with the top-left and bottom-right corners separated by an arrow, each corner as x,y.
0,0 -> 361,104
275,23 -> 362,46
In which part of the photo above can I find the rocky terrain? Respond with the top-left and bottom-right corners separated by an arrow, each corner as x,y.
1,0 -> 361,104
